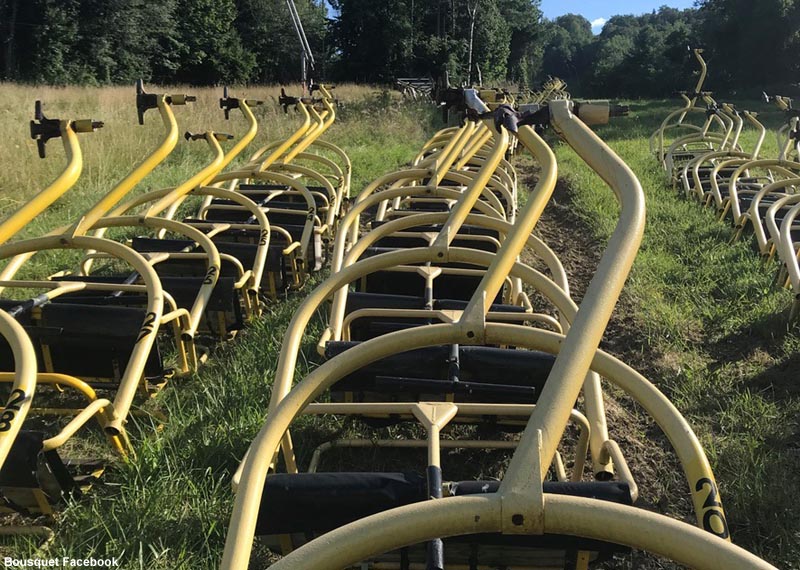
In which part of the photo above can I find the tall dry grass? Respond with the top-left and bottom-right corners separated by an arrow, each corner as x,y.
0,82 -> 428,240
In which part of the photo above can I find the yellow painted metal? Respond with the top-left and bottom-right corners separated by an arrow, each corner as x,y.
283,96 -> 335,163
457,124 -> 555,332
680,110 -> 767,202
456,128 -> 493,170
2,80 -> 762,568
763,187 -> 800,257
221,115 -> 541,567
323,109 -> 603,480
327,191 -> 516,362
496,100 -> 643,501
682,151 -> 751,201
412,127 -> 461,164
777,199 -> 800,303
212,170 -> 318,264
87,216 -> 221,342
0,122 -> 82,245
283,107 -> 608,483
430,124 -> 510,256
735,178 -> 800,251
335,211 -> 568,292
0,235 -> 164,436
230,85 -> 338,184
301,403 -> 590,482
0,312 -> 37,470
341,309 -> 561,340
225,105 -> 519,529
266,493 -> 771,570
40,399 -> 114,452
221,323 -> 737,567
411,402 -> 458,467
210,98 -> 260,181
361,127 -> 515,243
254,162 -> 338,227
233,305 -> 733,553
0,368 -> 128,456
319,209 -> 569,352
243,102 -> 312,173
190,186 -> 271,301
600,440 -> 637,501
72,96 -> 179,236
176,96 -> 264,219
431,121 -> 481,186
649,48 -> 708,157
221,99 -> 733,569
724,158 -> 800,225
0,94 -> 185,281
142,132 -> 227,218
306,138 -> 353,206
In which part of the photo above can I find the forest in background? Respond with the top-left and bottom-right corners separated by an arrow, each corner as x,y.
1,0 -> 799,97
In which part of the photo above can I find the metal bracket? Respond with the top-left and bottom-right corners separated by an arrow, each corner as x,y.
184,131 -> 234,142
29,101 -> 102,159
136,79 -> 195,125
500,429 -> 544,535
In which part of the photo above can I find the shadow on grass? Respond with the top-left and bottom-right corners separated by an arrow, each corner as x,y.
748,349 -> 800,401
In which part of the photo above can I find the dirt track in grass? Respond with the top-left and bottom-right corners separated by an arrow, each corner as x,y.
519,164 -> 692,569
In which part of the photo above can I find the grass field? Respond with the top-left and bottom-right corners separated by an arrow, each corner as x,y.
556,99 -> 800,567
0,84 -> 798,568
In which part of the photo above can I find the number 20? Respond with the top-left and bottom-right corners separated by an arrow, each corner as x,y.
696,477 -> 730,539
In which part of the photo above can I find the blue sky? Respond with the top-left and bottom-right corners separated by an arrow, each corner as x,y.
540,0 -> 697,32
322,1 -> 697,34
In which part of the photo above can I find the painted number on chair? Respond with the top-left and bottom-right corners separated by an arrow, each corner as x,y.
136,311 -> 157,343
0,389 -> 27,432
203,265 -> 219,285
695,477 -> 730,539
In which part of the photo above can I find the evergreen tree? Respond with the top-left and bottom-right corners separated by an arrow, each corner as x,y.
173,0 -> 255,84
329,0 -> 414,82
234,0 -> 327,84
0,0 -> 797,97
542,14 -> 593,89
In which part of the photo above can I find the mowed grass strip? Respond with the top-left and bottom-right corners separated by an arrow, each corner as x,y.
551,99 -> 799,567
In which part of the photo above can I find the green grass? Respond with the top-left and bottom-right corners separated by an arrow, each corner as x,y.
551,99 -> 800,567
0,86 -> 798,568
0,84 -> 431,240
0,84 -> 436,567
36,298 -> 329,569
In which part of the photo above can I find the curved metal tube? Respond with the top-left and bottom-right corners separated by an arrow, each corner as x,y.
0,312 -> 37,471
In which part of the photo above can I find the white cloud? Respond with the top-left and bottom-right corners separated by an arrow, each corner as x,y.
590,17 -> 607,30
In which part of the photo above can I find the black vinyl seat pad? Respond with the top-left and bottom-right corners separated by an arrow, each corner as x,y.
0,299 -> 163,380
49,268 -> 244,335
343,291 -> 526,341
132,235 -> 285,289
324,341 -> 553,403
369,221 -> 501,240
257,471 -> 631,554
0,431 -> 77,508
354,250 -> 504,303
183,215 -> 319,272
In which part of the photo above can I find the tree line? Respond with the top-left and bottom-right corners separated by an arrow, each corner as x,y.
1,0 -> 798,97
542,1 -> 800,97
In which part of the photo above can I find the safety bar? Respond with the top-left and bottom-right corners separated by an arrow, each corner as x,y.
0,102 -> 102,245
